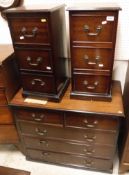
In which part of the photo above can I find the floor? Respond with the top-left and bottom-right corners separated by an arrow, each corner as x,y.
0,144 -> 128,175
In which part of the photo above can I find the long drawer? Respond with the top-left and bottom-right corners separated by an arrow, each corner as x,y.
18,121 -> 117,145
23,136 -> 115,159
26,148 -> 112,171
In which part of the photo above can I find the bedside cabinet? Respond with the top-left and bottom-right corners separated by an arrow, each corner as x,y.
0,45 -> 20,143
67,4 -> 121,101
118,61 -> 129,173
10,81 -> 124,173
4,4 -> 69,102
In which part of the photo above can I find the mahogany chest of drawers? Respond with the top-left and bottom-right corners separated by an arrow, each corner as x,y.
10,81 -> 124,173
4,4 -> 69,102
68,5 -> 121,101
0,45 -> 19,144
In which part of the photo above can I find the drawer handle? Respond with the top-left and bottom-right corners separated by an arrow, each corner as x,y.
84,25 -> 102,36
83,80 -> 98,90
42,152 -> 49,156
32,113 -> 45,121
84,160 -> 94,167
84,135 -> 96,142
21,27 -> 38,38
83,119 -> 98,128
84,55 -> 101,65
35,128 -> 47,136
84,148 -> 95,155
27,56 -> 43,66
40,140 -> 48,146
31,79 -> 45,86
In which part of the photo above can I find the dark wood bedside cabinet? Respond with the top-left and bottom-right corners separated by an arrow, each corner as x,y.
10,81 -> 124,173
67,4 -> 121,101
4,4 -> 69,102
0,45 -> 20,143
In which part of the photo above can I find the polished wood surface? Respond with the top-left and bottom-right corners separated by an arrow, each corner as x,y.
0,45 -> 13,64
0,166 -> 30,175
10,81 -> 124,117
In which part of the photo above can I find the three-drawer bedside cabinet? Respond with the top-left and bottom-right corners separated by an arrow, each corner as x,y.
0,45 -> 20,144
9,80 -> 124,173
67,4 -> 121,101
4,4 -> 69,102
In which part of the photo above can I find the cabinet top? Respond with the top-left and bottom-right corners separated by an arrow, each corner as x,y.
0,45 -> 14,65
10,81 -> 124,117
67,3 -> 121,11
3,4 -> 65,13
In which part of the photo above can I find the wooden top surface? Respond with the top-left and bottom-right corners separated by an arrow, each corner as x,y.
67,3 -> 121,11
0,166 -> 30,175
10,81 -> 124,117
4,4 -> 65,13
0,45 -> 14,65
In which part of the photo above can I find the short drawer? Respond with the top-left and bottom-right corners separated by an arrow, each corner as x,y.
0,88 -> 7,105
15,109 -> 63,125
0,106 -> 13,124
21,72 -> 56,94
72,73 -> 110,94
18,121 -> 117,145
65,112 -> 118,131
16,48 -> 53,73
26,149 -> 112,171
70,11 -> 118,42
23,136 -> 115,159
9,15 -> 51,45
71,47 -> 113,70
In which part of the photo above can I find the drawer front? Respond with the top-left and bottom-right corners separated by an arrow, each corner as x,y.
65,112 -> 118,131
0,106 -> 13,124
16,49 -> 53,73
70,11 -> 118,42
71,47 -> 113,70
9,16 -> 51,45
73,73 -> 110,94
27,149 -> 112,171
0,88 -> 7,105
21,73 -> 56,94
18,121 -> 117,145
15,109 -> 63,125
23,136 -> 114,159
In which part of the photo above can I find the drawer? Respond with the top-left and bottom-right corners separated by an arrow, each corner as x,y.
18,121 -> 117,145
21,72 -> 56,94
73,73 -> 110,94
70,11 -> 117,42
0,125 -> 18,144
15,109 -> 63,125
0,88 -> 7,105
9,15 -> 51,45
23,136 -> 115,159
71,47 -> 113,70
0,106 -> 13,124
16,48 -> 53,73
65,112 -> 118,131
26,149 -> 112,171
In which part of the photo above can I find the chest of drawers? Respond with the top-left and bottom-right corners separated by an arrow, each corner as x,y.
67,5 -> 121,101
0,45 -> 19,144
10,81 -> 124,173
4,4 -> 69,102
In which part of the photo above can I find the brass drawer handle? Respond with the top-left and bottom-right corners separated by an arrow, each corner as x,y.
31,79 -> 45,86
42,152 -> 49,156
27,56 -> 43,66
84,135 -> 96,142
35,128 -> 47,136
83,119 -> 98,128
84,25 -> 102,36
32,113 -> 45,122
84,159 -> 94,167
83,80 -> 99,90
40,140 -> 48,146
84,55 -> 101,65
21,27 -> 38,38
84,148 -> 95,155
